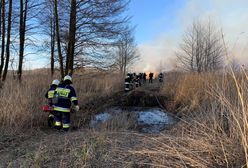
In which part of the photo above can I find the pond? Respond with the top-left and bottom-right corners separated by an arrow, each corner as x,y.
89,106 -> 177,133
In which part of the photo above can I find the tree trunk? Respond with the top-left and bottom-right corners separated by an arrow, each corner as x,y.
123,40 -> 128,76
17,0 -> 28,81
119,46 -> 124,75
2,0 -> 12,81
54,0 -> 64,78
65,0 -> 77,75
0,0 -> 5,78
50,16 -> 55,76
0,0 -> 2,35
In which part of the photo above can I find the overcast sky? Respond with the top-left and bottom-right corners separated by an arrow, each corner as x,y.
130,0 -> 248,72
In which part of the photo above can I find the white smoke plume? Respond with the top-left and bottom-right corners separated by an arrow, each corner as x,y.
135,0 -> 248,72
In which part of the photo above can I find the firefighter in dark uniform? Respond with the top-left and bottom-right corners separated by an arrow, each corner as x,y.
149,72 -> 154,83
45,79 -> 60,106
130,73 -> 135,89
45,79 -> 60,128
158,73 -> 163,83
135,74 -> 139,87
53,75 -> 80,131
125,73 -> 131,92
143,73 -> 147,83
138,73 -> 142,86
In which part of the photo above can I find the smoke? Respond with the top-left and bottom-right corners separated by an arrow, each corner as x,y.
134,37 -> 177,72
135,0 -> 248,72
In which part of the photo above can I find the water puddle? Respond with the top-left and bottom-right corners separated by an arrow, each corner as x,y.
89,107 -> 177,133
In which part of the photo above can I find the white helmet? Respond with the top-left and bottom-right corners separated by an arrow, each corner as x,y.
64,75 -> 72,82
52,79 -> 60,86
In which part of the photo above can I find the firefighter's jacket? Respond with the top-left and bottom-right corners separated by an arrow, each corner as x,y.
159,74 -> 163,79
53,84 -> 78,112
45,85 -> 57,106
125,75 -> 131,83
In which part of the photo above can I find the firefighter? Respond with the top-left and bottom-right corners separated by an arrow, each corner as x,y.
53,75 -> 80,132
135,74 -> 139,87
44,79 -> 60,128
143,73 -> 147,83
45,79 -> 60,106
149,72 -> 154,83
138,73 -> 142,86
132,73 -> 136,83
132,73 -> 139,88
158,73 -> 163,83
129,73 -> 135,90
125,73 -> 131,92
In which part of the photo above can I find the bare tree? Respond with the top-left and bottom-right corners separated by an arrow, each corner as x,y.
17,0 -> 28,80
37,0 -> 56,76
0,0 -> 5,79
65,0 -> 76,75
114,28 -> 139,76
54,0 -> 64,78
0,0 -> 133,81
50,14 -> 55,76
36,0 -> 130,77
0,1 -> 1,34
72,0 -> 129,71
177,20 -> 224,73
2,0 -> 12,81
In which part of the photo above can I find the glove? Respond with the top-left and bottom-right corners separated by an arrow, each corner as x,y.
74,105 -> 80,112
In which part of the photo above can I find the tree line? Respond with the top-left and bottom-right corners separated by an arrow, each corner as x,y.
0,0 -> 139,81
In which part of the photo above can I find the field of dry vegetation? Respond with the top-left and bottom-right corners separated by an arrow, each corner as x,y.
157,70 -> 248,167
0,69 -> 122,132
0,69 -> 247,167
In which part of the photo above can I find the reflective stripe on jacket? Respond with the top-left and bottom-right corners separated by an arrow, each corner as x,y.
45,86 -> 57,106
48,90 -> 55,98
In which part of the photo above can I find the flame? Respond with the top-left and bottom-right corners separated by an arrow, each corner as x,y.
142,63 -> 160,78
144,71 -> 158,79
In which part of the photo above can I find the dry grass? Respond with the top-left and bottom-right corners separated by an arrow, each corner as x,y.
1,69 -> 248,167
0,70 -> 122,132
123,69 -> 248,167
0,129 -> 113,167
